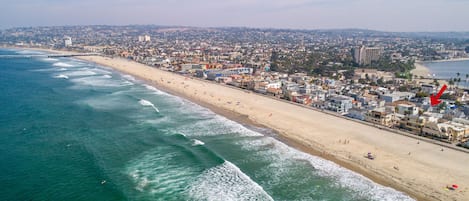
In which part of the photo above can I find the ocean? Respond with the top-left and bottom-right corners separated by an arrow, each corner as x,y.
0,49 -> 413,201
424,60 -> 469,87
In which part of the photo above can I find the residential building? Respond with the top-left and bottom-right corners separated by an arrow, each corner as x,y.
399,115 -> 426,134
326,95 -> 353,113
365,108 -> 394,127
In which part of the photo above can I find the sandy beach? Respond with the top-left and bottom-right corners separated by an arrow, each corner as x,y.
411,62 -> 431,78
61,55 -> 468,201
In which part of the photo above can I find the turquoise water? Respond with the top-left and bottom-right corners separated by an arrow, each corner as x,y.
424,60 -> 469,87
0,49 -> 413,201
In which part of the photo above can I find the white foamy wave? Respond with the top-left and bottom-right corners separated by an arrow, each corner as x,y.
70,76 -> 134,88
187,161 -> 274,201
176,114 -> 262,137
61,70 -> 97,77
41,58 -> 59,62
90,68 -> 112,75
53,74 -> 69,79
142,84 -> 170,96
139,99 -> 160,112
142,116 -> 170,125
122,74 -> 136,81
16,50 -> 42,55
79,92 -> 138,111
237,137 -> 414,201
191,139 -> 205,146
53,62 -> 74,67
126,149 -> 201,196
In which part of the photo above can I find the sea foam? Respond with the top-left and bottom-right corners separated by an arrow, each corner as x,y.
237,137 -> 414,201
187,161 -> 274,201
191,139 -> 205,146
53,62 -> 74,67
70,76 -> 133,88
142,84 -> 169,96
139,99 -> 160,112
126,148 -> 202,197
53,74 -> 69,79
41,58 -> 59,62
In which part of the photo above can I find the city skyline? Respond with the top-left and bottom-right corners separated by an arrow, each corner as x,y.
1,0 -> 469,32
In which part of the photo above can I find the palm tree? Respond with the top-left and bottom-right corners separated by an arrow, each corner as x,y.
448,78 -> 454,89
465,74 -> 469,87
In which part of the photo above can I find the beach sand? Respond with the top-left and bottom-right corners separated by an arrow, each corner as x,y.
412,62 -> 431,78
69,55 -> 469,201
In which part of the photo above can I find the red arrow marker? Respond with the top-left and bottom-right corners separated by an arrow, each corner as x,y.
430,84 -> 447,106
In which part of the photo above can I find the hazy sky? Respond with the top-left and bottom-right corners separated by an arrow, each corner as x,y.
1,0 -> 468,32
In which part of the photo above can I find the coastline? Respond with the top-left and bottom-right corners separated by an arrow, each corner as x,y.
7,47 -> 469,200
412,58 -> 469,78
73,55 -> 468,201
425,58 -> 469,63
411,62 -> 431,78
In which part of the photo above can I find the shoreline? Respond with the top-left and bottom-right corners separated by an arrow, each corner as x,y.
6,47 -> 469,201
411,62 -> 431,78
82,58 -> 425,200
75,56 -> 467,201
424,58 -> 469,63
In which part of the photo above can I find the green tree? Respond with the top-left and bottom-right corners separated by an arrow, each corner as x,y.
448,78 -> 454,88
377,77 -> 384,85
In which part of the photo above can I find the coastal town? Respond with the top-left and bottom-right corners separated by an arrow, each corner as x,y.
2,25 -> 469,149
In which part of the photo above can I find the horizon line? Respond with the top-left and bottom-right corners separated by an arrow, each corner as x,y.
2,24 -> 469,34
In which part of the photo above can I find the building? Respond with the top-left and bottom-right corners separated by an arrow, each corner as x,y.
365,108 -> 394,127
399,115 -> 425,134
64,36 -> 72,47
326,95 -> 353,113
138,35 -> 151,42
346,108 -> 367,121
396,103 -> 419,116
382,92 -> 416,103
423,120 -> 469,142
206,67 -> 253,81
352,46 -> 384,66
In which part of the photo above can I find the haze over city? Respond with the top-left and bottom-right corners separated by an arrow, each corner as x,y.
1,0 -> 469,32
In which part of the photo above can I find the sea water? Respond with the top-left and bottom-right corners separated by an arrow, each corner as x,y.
0,49 -> 413,201
424,60 -> 469,87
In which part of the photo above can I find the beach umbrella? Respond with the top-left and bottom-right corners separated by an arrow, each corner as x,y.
452,184 -> 458,189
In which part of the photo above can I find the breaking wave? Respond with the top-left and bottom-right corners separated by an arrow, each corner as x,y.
191,139 -> 205,146
139,99 -> 160,112
53,62 -> 74,67
53,74 -> 69,79
187,161 -> 274,201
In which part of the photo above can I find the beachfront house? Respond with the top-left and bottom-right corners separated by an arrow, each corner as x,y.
325,95 -> 353,114
422,120 -> 469,142
365,108 -> 394,127
399,115 -> 426,134
346,108 -> 367,121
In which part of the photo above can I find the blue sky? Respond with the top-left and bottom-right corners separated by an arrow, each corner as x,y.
1,0 -> 468,31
